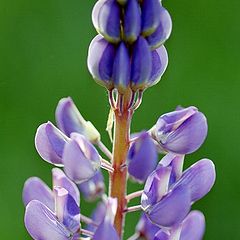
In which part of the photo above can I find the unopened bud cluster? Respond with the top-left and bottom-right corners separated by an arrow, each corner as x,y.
87,0 -> 172,93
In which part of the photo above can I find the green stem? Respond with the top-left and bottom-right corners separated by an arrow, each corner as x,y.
109,89 -> 133,239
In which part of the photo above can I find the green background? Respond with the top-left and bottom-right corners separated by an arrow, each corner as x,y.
0,0 -> 239,239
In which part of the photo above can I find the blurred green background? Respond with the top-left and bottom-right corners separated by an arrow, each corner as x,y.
0,0 -> 239,239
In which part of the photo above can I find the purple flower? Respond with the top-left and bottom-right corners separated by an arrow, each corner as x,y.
141,156 -> 215,227
92,0 -> 121,43
55,97 -> 100,143
63,133 -> 101,184
24,169 -> 81,240
92,198 -> 119,240
112,42 -> 131,94
23,168 -> 80,210
123,0 -> 141,43
146,6 -> 172,50
152,106 -> 208,154
127,132 -> 158,182
131,37 -> 152,91
35,121 -> 69,166
141,0 -> 163,36
78,170 -> 105,201
87,34 -> 116,89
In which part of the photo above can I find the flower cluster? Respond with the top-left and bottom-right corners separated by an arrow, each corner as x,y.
23,1 -> 216,240
88,0 -> 171,93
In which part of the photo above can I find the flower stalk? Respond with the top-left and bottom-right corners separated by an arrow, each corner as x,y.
109,88 -> 133,238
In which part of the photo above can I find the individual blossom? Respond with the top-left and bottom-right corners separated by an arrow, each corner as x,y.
127,131 -> 158,182
151,106 -> 208,154
141,154 -> 216,227
23,169 -> 81,240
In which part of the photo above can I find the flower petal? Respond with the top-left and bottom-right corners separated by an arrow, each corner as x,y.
22,177 -> 54,211
54,187 -> 80,233
147,185 -> 191,227
123,0 -> 141,43
148,45 -> 168,87
173,159 -> 216,202
141,0 -> 162,36
25,200 -> 71,240
147,6 -> 172,50
35,122 -> 68,166
55,97 -> 100,143
52,168 -> 80,206
112,42 -> 130,94
154,230 -> 170,240
180,211 -> 205,240
63,134 -> 101,184
131,37 -> 152,91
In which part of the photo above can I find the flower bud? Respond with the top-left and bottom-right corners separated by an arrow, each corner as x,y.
78,171 -> 105,201
35,121 -> 69,166
141,0 -> 163,36
88,35 -> 116,89
112,42 -> 130,94
146,6 -> 172,50
153,106 -> 208,154
63,133 -> 101,184
148,45 -> 168,87
55,97 -> 100,143
92,0 -> 121,43
123,0 -> 141,43
131,37 -> 152,91
127,132 -> 158,182
93,198 -> 119,240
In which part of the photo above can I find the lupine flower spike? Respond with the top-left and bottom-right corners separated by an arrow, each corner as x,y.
23,1 -> 216,240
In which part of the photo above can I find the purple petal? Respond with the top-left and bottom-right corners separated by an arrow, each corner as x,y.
94,0 -> 121,43
141,0 -> 162,36
155,106 -> 208,154
78,170 -> 105,201
92,221 -> 119,240
173,159 -> 216,202
148,46 -> 168,87
123,0 -> 141,43
92,198 -> 119,240
54,187 -> 80,233
159,153 -> 185,185
147,185 -> 191,227
141,166 -> 172,209
154,230 -> 170,240
22,177 -> 54,211
87,35 -> 116,89
180,211 -> 205,240
127,132 -> 158,182
63,133 -> 101,184
136,213 -> 160,239
131,37 -> 152,91
24,200 -> 71,240
35,122 -> 68,166
55,97 -> 100,142
52,168 -> 80,206
112,42 -> 130,94
147,6 -> 172,49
